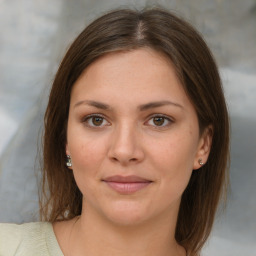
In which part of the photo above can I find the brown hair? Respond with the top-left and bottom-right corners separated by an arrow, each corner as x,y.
40,7 -> 229,256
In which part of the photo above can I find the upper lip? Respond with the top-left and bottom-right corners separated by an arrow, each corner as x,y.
103,175 -> 152,183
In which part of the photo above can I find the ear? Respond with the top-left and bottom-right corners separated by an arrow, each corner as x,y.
193,125 -> 213,170
66,143 -> 70,156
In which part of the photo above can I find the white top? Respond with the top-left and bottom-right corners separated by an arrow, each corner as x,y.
0,222 -> 63,256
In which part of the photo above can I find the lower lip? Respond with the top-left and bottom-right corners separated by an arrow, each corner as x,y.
104,181 -> 152,194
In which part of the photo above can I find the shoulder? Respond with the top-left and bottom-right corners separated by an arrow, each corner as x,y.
0,222 -> 63,256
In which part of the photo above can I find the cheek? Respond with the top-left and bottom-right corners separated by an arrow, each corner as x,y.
70,140 -> 104,169
67,128 -> 108,177
153,131 -> 197,170
149,129 -> 198,192
68,138 -> 106,197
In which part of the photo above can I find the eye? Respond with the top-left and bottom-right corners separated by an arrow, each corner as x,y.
146,115 -> 173,127
82,114 -> 110,128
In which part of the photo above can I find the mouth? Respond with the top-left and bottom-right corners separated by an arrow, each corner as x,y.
102,175 -> 153,194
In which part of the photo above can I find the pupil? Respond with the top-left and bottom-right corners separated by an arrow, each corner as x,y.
153,117 -> 164,126
92,117 -> 103,126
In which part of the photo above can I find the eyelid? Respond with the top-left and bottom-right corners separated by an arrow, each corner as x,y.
82,113 -> 111,128
81,113 -> 174,128
145,114 -> 174,127
82,113 -> 105,121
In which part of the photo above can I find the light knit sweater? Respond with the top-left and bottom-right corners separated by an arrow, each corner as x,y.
0,222 -> 63,256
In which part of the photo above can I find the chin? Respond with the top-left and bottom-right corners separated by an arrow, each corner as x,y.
107,213 -> 148,227
102,201 -> 151,227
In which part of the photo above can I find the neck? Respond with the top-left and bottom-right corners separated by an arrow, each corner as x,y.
66,203 -> 185,256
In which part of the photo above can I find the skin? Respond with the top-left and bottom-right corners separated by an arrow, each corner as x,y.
53,48 -> 212,256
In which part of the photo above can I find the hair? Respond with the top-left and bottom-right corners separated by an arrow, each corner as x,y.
40,7 -> 230,256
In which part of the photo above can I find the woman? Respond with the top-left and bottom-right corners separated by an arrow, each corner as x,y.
0,7 -> 229,256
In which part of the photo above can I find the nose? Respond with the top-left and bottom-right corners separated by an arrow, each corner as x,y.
107,123 -> 145,165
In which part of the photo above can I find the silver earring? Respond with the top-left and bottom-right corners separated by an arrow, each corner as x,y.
199,158 -> 204,166
66,155 -> 72,167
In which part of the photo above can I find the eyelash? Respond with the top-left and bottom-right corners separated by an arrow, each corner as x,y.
145,114 -> 174,128
82,114 -> 110,128
81,114 -> 174,128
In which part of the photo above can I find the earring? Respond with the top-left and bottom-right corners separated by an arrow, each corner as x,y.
66,155 -> 72,167
199,158 -> 204,166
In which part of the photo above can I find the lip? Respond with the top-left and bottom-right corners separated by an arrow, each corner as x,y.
102,175 -> 152,194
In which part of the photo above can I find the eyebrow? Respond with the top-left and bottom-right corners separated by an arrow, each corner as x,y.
138,100 -> 183,111
73,100 -> 183,111
74,100 -> 111,110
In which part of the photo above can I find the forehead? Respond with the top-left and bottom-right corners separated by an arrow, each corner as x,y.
70,48 -> 191,110
87,48 -> 174,71
73,49 -> 178,88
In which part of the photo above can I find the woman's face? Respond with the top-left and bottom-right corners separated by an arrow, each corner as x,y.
66,48 -> 211,226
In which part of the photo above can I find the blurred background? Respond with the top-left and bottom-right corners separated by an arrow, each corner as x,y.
0,0 -> 255,255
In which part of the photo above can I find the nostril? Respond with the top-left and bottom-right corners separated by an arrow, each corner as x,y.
110,156 -> 138,164
111,157 -> 119,162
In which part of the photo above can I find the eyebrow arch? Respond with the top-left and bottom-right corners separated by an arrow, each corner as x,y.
73,100 -> 111,110
73,100 -> 183,111
138,101 -> 183,111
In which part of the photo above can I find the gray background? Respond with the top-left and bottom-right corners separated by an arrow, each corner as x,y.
0,0 -> 255,255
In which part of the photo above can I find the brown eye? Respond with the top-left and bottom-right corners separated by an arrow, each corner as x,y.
153,117 -> 165,126
146,115 -> 173,128
83,115 -> 109,128
92,116 -> 103,126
